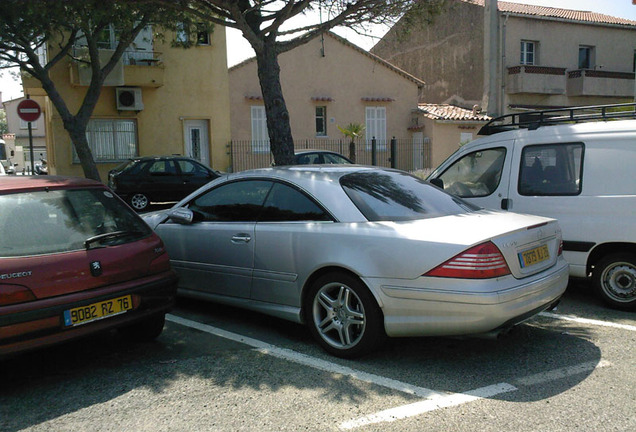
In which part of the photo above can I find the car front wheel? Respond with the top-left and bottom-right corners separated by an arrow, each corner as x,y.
592,253 -> 636,311
129,192 -> 149,211
306,272 -> 385,358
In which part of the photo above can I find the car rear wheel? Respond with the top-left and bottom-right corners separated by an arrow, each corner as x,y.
592,253 -> 636,311
306,272 -> 385,358
120,314 -> 166,341
129,192 -> 149,211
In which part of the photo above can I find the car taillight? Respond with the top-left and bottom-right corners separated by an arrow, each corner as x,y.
424,241 -> 511,279
0,285 -> 36,306
558,239 -> 563,256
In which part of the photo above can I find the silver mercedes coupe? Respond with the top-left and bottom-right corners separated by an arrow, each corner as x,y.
143,165 -> 568,357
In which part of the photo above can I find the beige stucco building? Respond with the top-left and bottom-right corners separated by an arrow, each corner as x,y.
229,32 -> 435,172
372,0 -> 636,117
22,25 -> 231,179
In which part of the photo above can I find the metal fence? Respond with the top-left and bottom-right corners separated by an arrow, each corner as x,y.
228,137 -> 432,174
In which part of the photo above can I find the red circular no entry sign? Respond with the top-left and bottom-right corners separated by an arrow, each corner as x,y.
17,99 -> 42,122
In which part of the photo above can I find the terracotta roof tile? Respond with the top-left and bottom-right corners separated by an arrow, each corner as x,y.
464,0 -> 636,27
418,104 -> 491,121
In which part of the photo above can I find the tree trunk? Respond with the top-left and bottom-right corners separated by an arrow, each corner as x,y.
255,43 -> 295,166
65,118 -> 102,182
41,76 -> 103,182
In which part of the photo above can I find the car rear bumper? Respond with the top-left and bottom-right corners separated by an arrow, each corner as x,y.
371,259 -> 569,338
0,270 -> 178,358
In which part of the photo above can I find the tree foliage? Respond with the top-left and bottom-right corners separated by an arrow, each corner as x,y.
151,0 -> 447,166
0,0 -> 195,181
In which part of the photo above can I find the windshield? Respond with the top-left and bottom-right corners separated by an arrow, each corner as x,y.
0,188 -> 151,257
340,170 -> 479,222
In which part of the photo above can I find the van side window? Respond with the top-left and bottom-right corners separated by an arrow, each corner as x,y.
437,148 -> 506,198
518,143 -> 583,196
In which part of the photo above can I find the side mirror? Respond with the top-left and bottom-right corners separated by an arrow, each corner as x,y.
429,178 -> 444,189
168,208 -> 194,225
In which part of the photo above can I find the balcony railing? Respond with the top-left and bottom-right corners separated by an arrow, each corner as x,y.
507,65 -> 636,98
69,47 -> 164,87
506,65 -> 567,95
567,69 -> 635,97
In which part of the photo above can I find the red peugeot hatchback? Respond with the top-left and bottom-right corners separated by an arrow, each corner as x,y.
0,176 -> 177,358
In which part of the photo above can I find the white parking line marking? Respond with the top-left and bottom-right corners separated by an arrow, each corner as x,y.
341,360 -> 610,430
539,312 -> 636,332
167,314 -> 614,430
339,383 -> 517,430
514,360 -> 611,387
166,314 -> 445,398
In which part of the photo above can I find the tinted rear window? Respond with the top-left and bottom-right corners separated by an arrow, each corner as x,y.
340,170 -> 478,221
0,188 -> 151,257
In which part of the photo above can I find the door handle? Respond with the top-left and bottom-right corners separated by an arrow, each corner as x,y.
231,233 -> 251,243
501,198 -> 512,210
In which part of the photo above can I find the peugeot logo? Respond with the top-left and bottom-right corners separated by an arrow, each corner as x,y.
90,261 -> 103,277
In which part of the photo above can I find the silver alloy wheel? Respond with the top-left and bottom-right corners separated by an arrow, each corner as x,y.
599,261 -> 636,303
130,193 -> 149,210
312,282 -> 366,350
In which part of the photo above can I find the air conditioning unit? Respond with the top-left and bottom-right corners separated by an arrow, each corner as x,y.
116,87 -> 144,111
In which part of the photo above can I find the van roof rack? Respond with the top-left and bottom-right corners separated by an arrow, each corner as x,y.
478,103 -> 636,136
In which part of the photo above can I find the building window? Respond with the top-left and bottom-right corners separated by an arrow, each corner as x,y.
633,50 -> 636,72
176,22 -> 210,46
315,106 -> 327,136
578,45 -> 595,69
251,106 -> 270,153
96,24 -> 117,49
520,41 -> 536,65
74,119 -> 138,163
196,26 -> 210,45
365,106 -> 387,150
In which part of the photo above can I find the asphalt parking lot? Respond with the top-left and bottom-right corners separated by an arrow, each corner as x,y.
1,281 -> 634,432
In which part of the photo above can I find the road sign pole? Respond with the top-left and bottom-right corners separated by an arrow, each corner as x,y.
28,121 -> 35,174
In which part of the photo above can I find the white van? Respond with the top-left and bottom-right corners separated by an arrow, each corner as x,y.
428,104 -> 636,310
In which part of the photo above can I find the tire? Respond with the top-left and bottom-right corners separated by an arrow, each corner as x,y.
305,272 -> 385,358
129,192 -> 149,211
592,253 -> 636,311
120,314 -> 166,342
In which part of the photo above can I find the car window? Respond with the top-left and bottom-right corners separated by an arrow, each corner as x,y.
437,148 -> 506,198
178,160 -> 210,178
259,183 -> 332,222
340,170 -> 478,222
148,160 -> 177,176
324,153 -> 351,164
0,189 -> 151,258
296,153 -> 321,164
189,180 -> 272,222
518,143 -> 583,196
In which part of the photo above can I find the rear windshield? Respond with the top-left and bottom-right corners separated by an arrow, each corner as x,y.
0,188 -> 151,258
340,170 -> 479,222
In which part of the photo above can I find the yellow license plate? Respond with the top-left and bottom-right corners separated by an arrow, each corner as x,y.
63,295 -> 133,327
519,244 -> 550,268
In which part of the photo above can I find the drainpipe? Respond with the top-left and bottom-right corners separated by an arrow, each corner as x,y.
500,13 -> 509,116
483,0 -> 499,117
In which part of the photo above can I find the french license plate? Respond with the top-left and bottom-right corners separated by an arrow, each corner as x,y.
63,295 -> 133,327
519,244 -> 550,268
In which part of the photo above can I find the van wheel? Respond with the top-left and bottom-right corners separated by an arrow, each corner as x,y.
120,314 -> 166,341
592,253 -> 636,311
129,193 -> 149,211
305,272 -> 385,358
